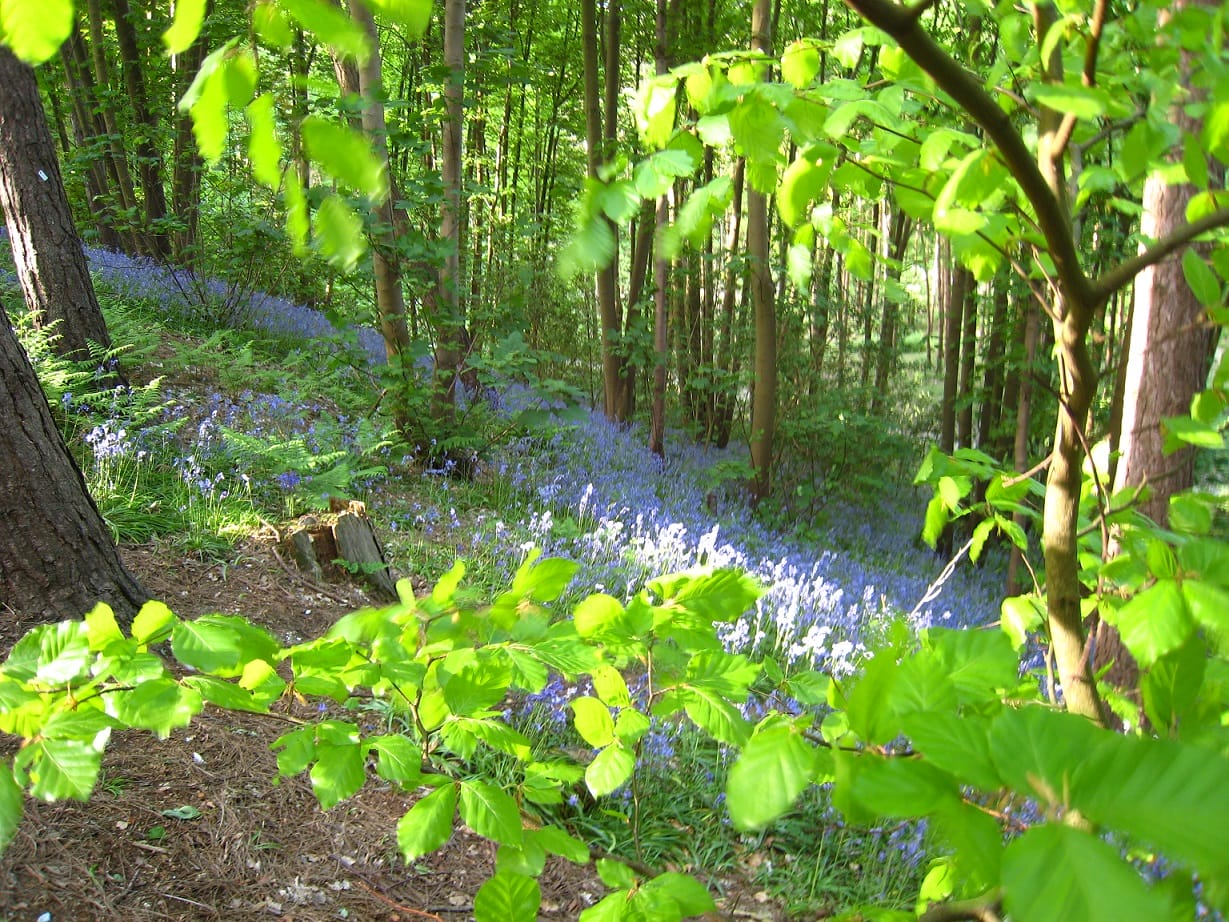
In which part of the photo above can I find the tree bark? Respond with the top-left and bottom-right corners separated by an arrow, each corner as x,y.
0,47 -> 116,366
747,0 -> 776,500
583,0 -> 626,423
0,299 -> 147,624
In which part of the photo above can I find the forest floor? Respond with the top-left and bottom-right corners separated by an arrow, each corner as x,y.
0,540 -> 788,922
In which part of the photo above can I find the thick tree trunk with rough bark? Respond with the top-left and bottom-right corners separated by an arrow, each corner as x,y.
0,302 -> 147,623
0,47 -> 115,365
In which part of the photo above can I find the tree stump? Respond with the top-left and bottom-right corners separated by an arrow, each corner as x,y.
284,502 -> 398,601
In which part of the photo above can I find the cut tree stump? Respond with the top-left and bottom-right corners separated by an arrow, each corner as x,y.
284,503 -> 398,601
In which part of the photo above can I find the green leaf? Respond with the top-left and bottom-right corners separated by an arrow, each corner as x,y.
778,156 -> 826,228
511,556 -> 579,603
1109,579 -> 1193,667
922,494 -> 948,549
637,76 -> 678,149
441,653 -> 512,717
280,0 -> 371,62
459,780 -> 523,846
247,94 -> 284,191
927,627 -> 1018,705
1182,250 -> 1221,307
23,739 -> 102,801
1184,579 -> 1229,648
110,677 -> 202,739
988,707 -> 1101,808
397,784 -> 458,862
0,0 -> 72,63
182,675 -> 268,714
585,745 -> 635,798
162,0 -> 206,53
848,754 -> 958,817
781,40 -> 820,88
366,0 -> 432,39
726,724 -> 817,829
901,712 -> 1000,790
613,708 -> 650,744
641,872 -> 716,917
1001,594 -> 1045,649
309,741 -> 365,810
313,194 -> 366,271
252,2 -> 294,46
633,149 -> 697,198
668,176 -> 734,254
131,600 -> 177,646
591,666 -> 631,708
1162,415 -> 1224,452
474,871 -> 540,922
0,764 -> 22,852
1029,82 -> 1109,120
596,857 -> 638,890
532,825 -> 590,864
1002,825 -> 1170,922
571,696 -> 615,748
301,116 -> 387,200
161,805 -> 202,820
84,603 -> 124,652
728,92 -> 785,165
33,621 -> 91,686
1076,734 -> 1229,878
680,686 -> 750,746
1141,637 -> 1206,735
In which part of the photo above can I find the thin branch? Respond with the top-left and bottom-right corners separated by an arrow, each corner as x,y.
1052,0 -> 1110,158
1003,454 -> 1051,487
841,0 -> 1096,312
1092,205 -> 1229,301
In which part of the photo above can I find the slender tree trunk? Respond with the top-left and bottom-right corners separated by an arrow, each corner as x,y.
433,0 -> 467,427
747,0 -> 776,500
649,0 -> 670,457
940,264 -> 969,454
583,0 -> 625,422
957,273 -> 978,447
170,3 -> 211,261
110,0 -> 171,260
84,0 -> 145,255
349,1 -> 412,372
978,267 -> 1011,453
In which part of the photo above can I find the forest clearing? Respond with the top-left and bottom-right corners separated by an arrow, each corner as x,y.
2,0 -> 1229,920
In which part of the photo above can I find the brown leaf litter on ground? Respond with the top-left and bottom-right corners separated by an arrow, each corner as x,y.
0,540 -> 790,922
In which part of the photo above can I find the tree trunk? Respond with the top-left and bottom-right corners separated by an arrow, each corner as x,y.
0,47 -> 116,365
957,271 -> 978,447
110,0 -> 171,260
583,0 -> 626,422
747,0 -> 776,500
0,301 -> 148,625
940,264 -> 969,454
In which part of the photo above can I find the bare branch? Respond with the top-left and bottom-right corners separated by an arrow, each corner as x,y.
1092,205 -> 1229,301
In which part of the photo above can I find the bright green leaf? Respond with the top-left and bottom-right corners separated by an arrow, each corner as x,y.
24,738 -> 102,801
1003,825 -> 1170,922
279,0 -> 371,62
163,0 -> 207,54
247,94 -> 283,190
131,600 -> 177,646
585,745 -> 634,798
726,724 -> 816,829
571,696 -> 615,748
460,780 -> 523,846
474,871 -> 540,922
0,765 -> 22,853
366,0 -> 432,38
301,116 -> 387,200
0,0 -> 73,63
313,194 -> 366,271
110,677 -> 202,739
781,40 -> 820,88
397,784 -> 458,862
1110,579 -> 1193,667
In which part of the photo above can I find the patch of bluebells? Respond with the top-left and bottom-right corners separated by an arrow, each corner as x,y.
474,405 -> 1005,675
84,245 -> 386,364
